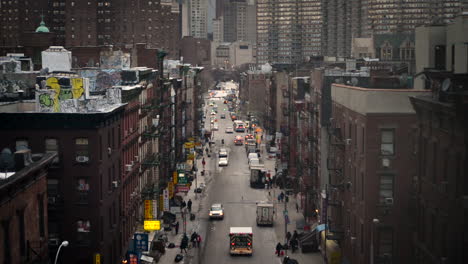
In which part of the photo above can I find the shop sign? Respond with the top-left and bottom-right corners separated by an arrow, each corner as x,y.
176,185 -> 190,192
163,189 -> 169,211
184,142 -> 194,149
178,171 -> 187,184
168,181 -> 174,198
94,254 -> 101,264
144,200 -> 153,219
134,233 -> 149,251
152,200 -> 158,218
176,163 -> 186,171
173,171 -> 178,184
187,153 -> 195,160
144,220 -> 161,231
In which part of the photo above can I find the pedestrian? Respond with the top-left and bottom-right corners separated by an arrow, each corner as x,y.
180,234 -> 189,253
187,199 -> 192,213
196,234 -> 202,248
190,232 -> 198,248
181,200 -> 186,209
290,238 -> 298,253
295,202 -> 299,213
285,195 -> 289,203
286,231 -> 292,244
275,242 -> 283,257
292,230 -> 298,241
174,221 -> 180,235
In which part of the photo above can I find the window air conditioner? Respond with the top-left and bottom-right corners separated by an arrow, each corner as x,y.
384,197 -> 394,205
125,164 -> 133,172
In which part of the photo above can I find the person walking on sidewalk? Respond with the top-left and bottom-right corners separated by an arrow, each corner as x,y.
286,231 -> 292,245
180,234 -> 189,253
187,199 -> 193,213
276,242 -> 283,257
190,232 -> 198,248
174,221 -> 180,235
196,234 -> 202,248
295,202 -> 299,213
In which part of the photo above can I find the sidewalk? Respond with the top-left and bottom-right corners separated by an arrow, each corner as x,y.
156,145 -> 215,264
261,137 -> 325,264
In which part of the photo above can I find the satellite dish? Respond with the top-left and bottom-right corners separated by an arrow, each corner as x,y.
351,77 -> 358,86
0,148 -> 15,171
441,78 -> 451,92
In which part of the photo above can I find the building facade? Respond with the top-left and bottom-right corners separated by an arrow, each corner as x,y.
326,84 -> 429,264
0,0 -> 181,59
256,0 -> 322,64
0,151 -> 56,264
322,0 -> 467,59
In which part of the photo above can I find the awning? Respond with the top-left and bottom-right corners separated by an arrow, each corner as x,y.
141,255 -> 154,262
315,224 -> 327,232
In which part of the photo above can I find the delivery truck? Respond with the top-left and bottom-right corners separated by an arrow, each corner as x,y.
256,202 -> 274,226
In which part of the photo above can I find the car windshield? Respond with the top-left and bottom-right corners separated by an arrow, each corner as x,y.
211,205 -> 222,211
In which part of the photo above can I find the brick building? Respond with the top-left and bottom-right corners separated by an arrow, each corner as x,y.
0,151 -> 56,264
325,84 -> 429,264
0,87 -> 127,264
0,0 -> 181,60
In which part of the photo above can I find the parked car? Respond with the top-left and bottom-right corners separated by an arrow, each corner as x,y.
221,114 -> 226,119
225,126 -> 234,133
209,203 -> 224,219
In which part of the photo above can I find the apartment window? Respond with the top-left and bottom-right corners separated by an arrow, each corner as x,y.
432,142 -> 438,183
38,194 -> 45,237
2,220 -> 11,263
379,174 -> 394,204
381,46 -> 393,60
76,220 -> 91,243
18,209 -> 25,256
434,45 -> 446,70
378,228 -> 393,258
75,138 -> 90,163
360,223 -> 364,254
77,179 -> 90,203
45,138 -> 59,163
15,139 -> 28,151
380,129 -> 394,155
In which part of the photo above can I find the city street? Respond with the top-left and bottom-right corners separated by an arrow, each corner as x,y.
200,98 -> 279,264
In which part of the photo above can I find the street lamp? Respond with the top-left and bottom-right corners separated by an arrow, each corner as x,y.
54,240 -> 69,264
370,218 -> 380,264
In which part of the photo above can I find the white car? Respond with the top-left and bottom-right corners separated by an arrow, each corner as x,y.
249,157 -> 260,166
212,123 -> 219,131
225,126 -> 234,133
248,153 -> 259,160
211,111 -> 217,116
209,203 -> 224,219
219,148 -> 228,158
218,157 -> 229,166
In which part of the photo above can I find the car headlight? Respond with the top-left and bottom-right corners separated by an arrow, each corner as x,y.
209,212 -> 213,216
220,212 -> 224,215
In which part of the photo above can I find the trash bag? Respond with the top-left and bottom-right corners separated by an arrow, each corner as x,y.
175,254 -> 184,262
190,213 -> 196,221
168,243 -> 175,248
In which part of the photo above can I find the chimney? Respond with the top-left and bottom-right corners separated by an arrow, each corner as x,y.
14,149 -> 33,171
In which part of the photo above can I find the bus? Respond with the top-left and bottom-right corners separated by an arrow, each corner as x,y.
229,227 -> 253,255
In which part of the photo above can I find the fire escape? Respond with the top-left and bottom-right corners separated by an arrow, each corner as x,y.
325,118 -> 345,241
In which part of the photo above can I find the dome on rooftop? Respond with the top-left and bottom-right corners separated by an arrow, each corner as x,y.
35,19 -> 50,33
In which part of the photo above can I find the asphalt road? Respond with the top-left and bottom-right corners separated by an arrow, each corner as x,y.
199,98 -> 281,264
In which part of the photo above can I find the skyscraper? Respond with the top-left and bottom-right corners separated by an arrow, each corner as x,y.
321,0 -> 468,58
182,0 -> 208,39
256,0 -> 322,64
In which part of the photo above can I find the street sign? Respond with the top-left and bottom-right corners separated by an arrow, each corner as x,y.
134,233 -> 149,251
144,220 -> 161,231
